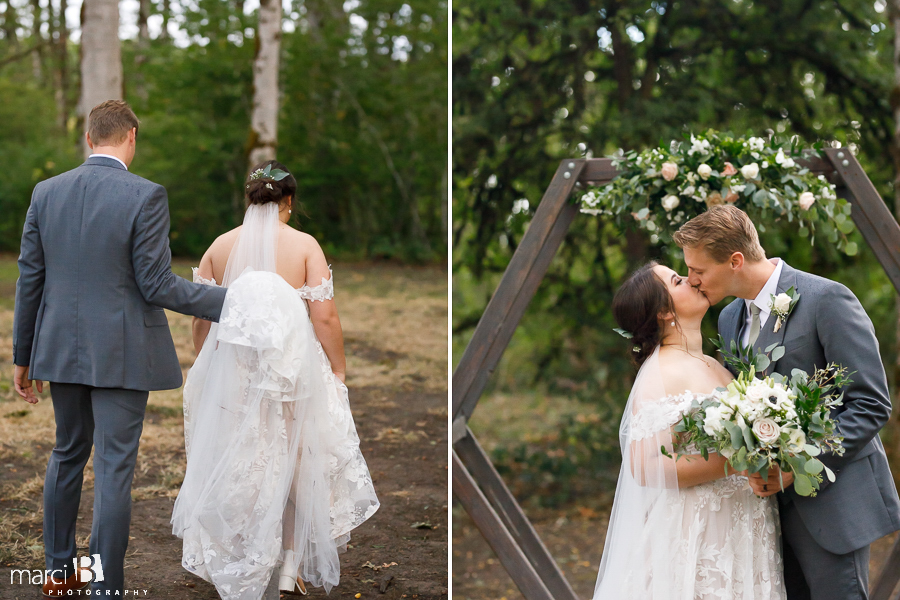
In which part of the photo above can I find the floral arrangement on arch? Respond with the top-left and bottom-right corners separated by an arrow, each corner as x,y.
578,131 -> 859,255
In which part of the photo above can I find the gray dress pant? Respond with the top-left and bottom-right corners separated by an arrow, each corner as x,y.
781,494 -> 870,600
43,383 -> 148,595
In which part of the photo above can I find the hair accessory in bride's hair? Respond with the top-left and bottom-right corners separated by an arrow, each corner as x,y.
614,327 -> 641,353
248,164 -> 290,184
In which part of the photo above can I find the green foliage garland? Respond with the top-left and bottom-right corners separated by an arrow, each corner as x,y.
578,131 -> 858,255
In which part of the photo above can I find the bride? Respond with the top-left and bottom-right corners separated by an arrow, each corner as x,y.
593,261 -> 784,599
171,161 -> 379,599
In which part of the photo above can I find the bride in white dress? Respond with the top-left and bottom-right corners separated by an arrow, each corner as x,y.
171,161 -> 379,600
593,262 -> 784,600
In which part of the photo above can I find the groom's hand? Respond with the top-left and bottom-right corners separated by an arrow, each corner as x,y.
14,365 -> 43,404
748,466 -> 794,497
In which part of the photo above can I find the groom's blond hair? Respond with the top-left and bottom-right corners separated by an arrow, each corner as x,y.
673,205 -> 765,263
87,100 -> 140,146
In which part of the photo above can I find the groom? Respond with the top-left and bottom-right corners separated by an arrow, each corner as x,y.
674,205 -> 900,600
13,100 -> 228,596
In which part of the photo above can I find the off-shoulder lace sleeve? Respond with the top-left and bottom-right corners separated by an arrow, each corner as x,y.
630,392 -> 697,441
297,266 -> 334,302
192,267 -> 219,287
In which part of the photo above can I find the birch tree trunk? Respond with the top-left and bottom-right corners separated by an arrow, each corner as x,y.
79,0 -> 122,157
247,0 -> 281,168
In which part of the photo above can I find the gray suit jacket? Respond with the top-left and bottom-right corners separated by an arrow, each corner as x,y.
718,262 -> 900,554
13,156 -> 228,391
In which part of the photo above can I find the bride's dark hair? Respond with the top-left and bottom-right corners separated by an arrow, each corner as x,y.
612,261 -> 676,367
245,159 -> 298,206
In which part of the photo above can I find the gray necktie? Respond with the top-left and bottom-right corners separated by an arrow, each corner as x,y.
748,303 -> 762,346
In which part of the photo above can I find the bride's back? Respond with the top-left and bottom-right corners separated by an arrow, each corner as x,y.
204,223 -> 320,289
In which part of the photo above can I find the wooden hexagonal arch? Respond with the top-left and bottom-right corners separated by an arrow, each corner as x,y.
452,149 -> 900,600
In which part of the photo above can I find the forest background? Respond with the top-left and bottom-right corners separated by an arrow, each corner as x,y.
0,0 -> 447,262
453,0 -> 900,596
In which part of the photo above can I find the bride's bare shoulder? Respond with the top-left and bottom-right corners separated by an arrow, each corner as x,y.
656,347 -> 725,396
279,226 -> 320,248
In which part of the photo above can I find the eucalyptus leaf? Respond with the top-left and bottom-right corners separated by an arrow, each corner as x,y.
793,474 -> 814,496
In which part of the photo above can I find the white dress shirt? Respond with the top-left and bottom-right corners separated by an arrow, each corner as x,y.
741,258 -> 784,346
89,153 -> 128,170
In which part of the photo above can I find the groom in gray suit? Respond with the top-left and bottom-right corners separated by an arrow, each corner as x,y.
674,205 -> 900,600
13,100 -> 228,596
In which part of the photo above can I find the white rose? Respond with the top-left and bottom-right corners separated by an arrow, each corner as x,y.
741,163 -> 759,179
775,149 -> 785,165
682,185 -> 696,197
798,192 -> 816,210
752,418 -> 781,444
661,195 -> 680,211
697,164 -> 712,180
773,292 -> 791,313
787,428 -> 806,452
783,157 -> 795,168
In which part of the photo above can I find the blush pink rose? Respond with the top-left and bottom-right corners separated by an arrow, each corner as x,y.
722,162 -> 738,176
752,418 -> 781,445
661,162 -> 678,181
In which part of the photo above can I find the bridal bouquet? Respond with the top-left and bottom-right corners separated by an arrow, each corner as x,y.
666,340 -> 848,497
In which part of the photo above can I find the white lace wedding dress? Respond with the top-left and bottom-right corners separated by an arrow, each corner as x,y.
593,346 -> 785,599
171,203 -> 379,600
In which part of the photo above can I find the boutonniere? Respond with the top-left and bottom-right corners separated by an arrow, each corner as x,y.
769,287 -> 800,332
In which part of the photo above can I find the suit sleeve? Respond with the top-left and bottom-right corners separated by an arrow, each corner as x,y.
131,184 -> 227,321
816,283 -> 892,471
13,190 -> 46,366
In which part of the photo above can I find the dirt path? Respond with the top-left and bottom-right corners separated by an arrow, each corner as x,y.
0,261 -> 448,600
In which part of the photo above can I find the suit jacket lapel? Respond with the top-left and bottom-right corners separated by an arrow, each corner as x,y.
755,262 -> 798,374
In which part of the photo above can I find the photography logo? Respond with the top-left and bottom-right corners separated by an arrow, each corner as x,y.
9,553 -> 104,588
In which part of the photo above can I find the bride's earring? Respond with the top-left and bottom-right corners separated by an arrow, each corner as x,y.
670,321 -> 675,327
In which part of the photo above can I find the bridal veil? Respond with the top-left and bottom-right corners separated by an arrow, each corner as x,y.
593,346 -> 687,598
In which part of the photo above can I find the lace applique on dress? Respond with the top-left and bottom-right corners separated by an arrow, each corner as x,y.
297,267 -> 334,302
192,267 -> 219,287
630,392 -> 698,441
